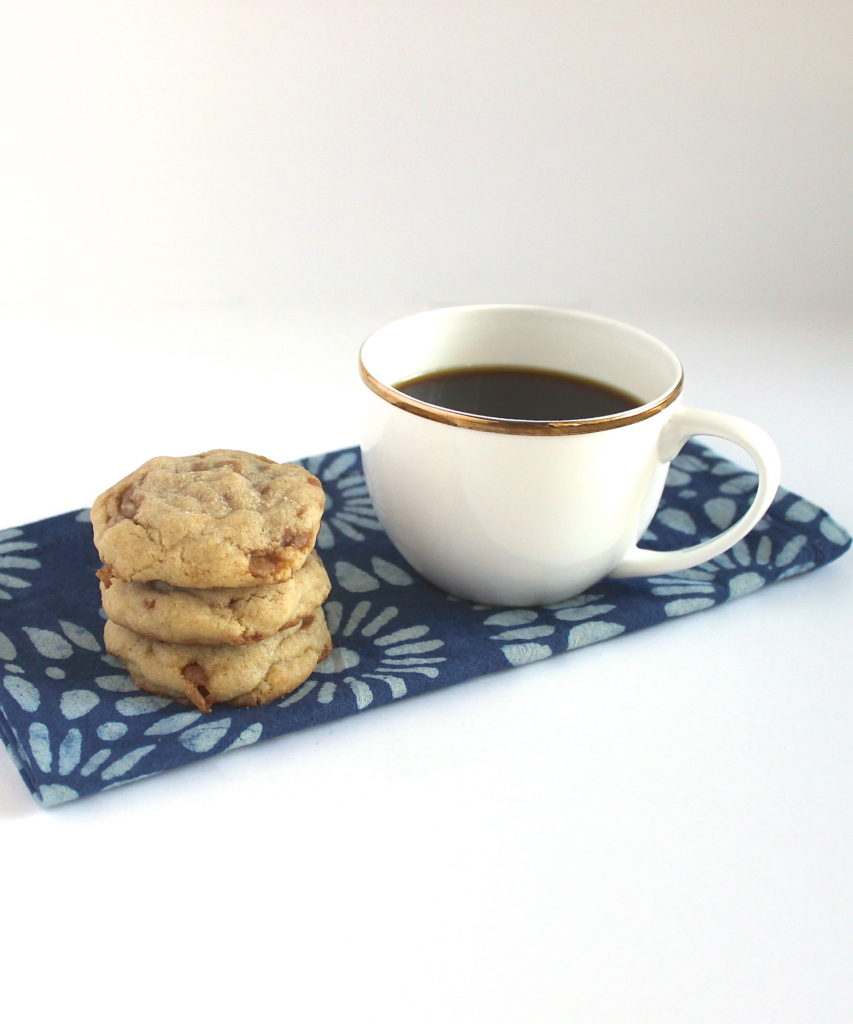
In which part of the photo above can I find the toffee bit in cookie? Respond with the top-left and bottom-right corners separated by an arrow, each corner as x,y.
96,566 -> 114,587
249,551 -> 280,577
181,662 -> 212,713
143,598 -> 156,610
283,530 -> 312,549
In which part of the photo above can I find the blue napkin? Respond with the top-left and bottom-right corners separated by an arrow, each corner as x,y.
0,442 -> 849,807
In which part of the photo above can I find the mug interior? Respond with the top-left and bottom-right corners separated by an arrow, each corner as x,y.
360,305 -> 682,428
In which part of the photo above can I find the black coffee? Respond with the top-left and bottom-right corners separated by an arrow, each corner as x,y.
395,365 -> 641,421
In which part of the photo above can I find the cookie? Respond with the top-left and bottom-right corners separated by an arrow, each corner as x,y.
104,609 -> 332,712
99,550 -> 331,646
91,449 -> 325,588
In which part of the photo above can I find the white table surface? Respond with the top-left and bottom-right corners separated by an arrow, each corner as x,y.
1,301 -> 851,1023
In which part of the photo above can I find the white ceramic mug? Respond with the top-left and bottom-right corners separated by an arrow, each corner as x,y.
358,305 -> 780,606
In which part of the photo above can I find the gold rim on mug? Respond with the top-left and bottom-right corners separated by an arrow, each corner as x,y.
358,359 -> 685,436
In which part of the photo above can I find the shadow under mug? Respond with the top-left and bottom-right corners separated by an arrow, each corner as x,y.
358,305 -> 781,607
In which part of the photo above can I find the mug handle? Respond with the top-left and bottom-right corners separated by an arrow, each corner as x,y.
609,407 -> 781,579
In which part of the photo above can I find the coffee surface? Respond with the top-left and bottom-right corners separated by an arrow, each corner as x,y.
396,365 -> 641,421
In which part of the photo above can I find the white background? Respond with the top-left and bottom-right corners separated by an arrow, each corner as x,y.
1,4 -> 851,1023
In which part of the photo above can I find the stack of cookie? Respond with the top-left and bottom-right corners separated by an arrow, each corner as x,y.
91,449 -> 333,713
